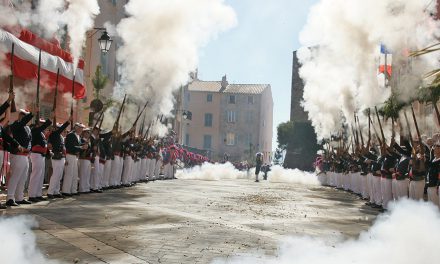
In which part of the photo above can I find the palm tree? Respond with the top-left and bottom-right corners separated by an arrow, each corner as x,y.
92,65 -> 108,100
411,44 -> 440,124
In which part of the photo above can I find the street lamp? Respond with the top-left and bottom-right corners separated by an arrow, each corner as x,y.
98,30 -> 113,53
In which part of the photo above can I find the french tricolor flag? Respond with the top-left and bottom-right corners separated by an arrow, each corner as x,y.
379,44 -> 392,77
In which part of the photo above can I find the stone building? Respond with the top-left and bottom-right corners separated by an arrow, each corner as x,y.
175,74 -> 273,164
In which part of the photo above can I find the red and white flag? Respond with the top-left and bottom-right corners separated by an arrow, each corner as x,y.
0,28 -> 86,99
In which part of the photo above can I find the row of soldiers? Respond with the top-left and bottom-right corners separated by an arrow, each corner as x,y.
315,135 -> 440,211
0,92 -> 209,209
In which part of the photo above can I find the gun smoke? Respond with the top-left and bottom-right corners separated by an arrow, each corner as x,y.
298,0 -> 440,140
115,0 -> 237,133
212,199 -> 440,264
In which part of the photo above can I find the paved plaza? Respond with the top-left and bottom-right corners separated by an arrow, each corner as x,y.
2,178 -> 380,264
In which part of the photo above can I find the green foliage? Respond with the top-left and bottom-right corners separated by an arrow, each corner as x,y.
92,65 -> 108,99
418,84 -> 440,104
277,121 -> 320,170
380,93 -> 406,120
277,121 -> 295,149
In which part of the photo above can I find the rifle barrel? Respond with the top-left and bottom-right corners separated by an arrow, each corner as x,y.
9,43 -> 16,112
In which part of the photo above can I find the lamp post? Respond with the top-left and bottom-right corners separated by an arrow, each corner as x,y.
97,30 -> 113,53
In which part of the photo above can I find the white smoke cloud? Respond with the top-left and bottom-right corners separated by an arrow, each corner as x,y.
31,0 -> 65,39
176,162 -> 248,181
212,199 -> 440,264
0,216 -> 56,264
268,165 -> 320,185
64,0 -> 100,69
115,0 -> 237,124
299,0 -> 440,140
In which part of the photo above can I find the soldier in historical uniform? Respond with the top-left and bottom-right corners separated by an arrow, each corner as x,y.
409,139 -> 427,201
426,142 -> 440,207
101,130 -> 113,189
62,123 -> 86,196
47,120 -> 70,199
0,92 -> 19,208
6,108 -> 33,206
110,130 -> 124,188
391,141 -> 411,200
78,128 -> 92,193
28,117 -> 52,202
380,145 -> 399,210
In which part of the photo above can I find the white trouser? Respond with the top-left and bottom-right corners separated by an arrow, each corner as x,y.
381,178 -> 393,209
110,156 -> 122,186
427,187 -> 439,206
62,154 -> 78,194
141,158 -> 147,180
373,176 -> 382,205
344,173 -> 350,191
164,163 -> 174,179
145,159 -> 151,178
394,179 -> 409,200
102,160 -> 112,187
28,153 -> 45,198
122,156 -> 133,185
335,173 -> 341,188
47,158 -> 65,195
409,180 -> 425,201
7,154 -> 29,201
361,175 -> 368,199
78,159 -> 91,192
391,179 -> 397,200
134,160 -> 140,181
368,173 -> 375,203
349,173 -> 355,192
154,159 -> 162,177
149,159 -> 156,179
90,157 -> 101,190
317,173 -> 326,186
116,156 -> 124,185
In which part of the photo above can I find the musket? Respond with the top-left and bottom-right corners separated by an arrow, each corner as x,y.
433,102 -> 440,127
375,106 -> 386,147
93,110 -> 105,129
355,113 -> 364,148
143,120 -> 153,140
370,115 -> 383,147
35,49 -> 42,123
98,113 -> 105,130
70,74 -> 76,130
410,104 -> 425,156
9,43 -> 16,112
131,100 -> 150,129
367,110 -> 371,149
403,111 -> 414,150
52,68 -> 60,125
139,112 -> 146,136
113,94 -> 127,131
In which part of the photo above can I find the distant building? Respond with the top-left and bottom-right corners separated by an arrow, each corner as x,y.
174,74 -> 273,164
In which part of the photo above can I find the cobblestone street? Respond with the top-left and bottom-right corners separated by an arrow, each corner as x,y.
2,179 -> 380,264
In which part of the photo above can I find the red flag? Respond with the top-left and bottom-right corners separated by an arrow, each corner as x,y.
1,28 -> 86,99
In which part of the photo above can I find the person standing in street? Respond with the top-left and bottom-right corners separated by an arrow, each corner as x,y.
255,152 -> 263,182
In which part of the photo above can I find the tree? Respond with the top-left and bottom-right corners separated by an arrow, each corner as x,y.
277,121 -> 320,170
92,65 -> 108,100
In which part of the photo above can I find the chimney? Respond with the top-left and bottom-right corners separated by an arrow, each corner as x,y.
220,75 -> 228,91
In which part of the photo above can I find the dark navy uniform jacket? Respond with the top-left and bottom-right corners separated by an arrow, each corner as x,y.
65,131 -> 82,155
10,113 -> 34,154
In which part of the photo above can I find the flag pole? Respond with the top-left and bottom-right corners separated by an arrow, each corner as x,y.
36,49 -> 42,123
70,74 -> 76,130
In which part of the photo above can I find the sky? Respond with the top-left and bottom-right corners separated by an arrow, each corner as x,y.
198,0 -> 319,150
